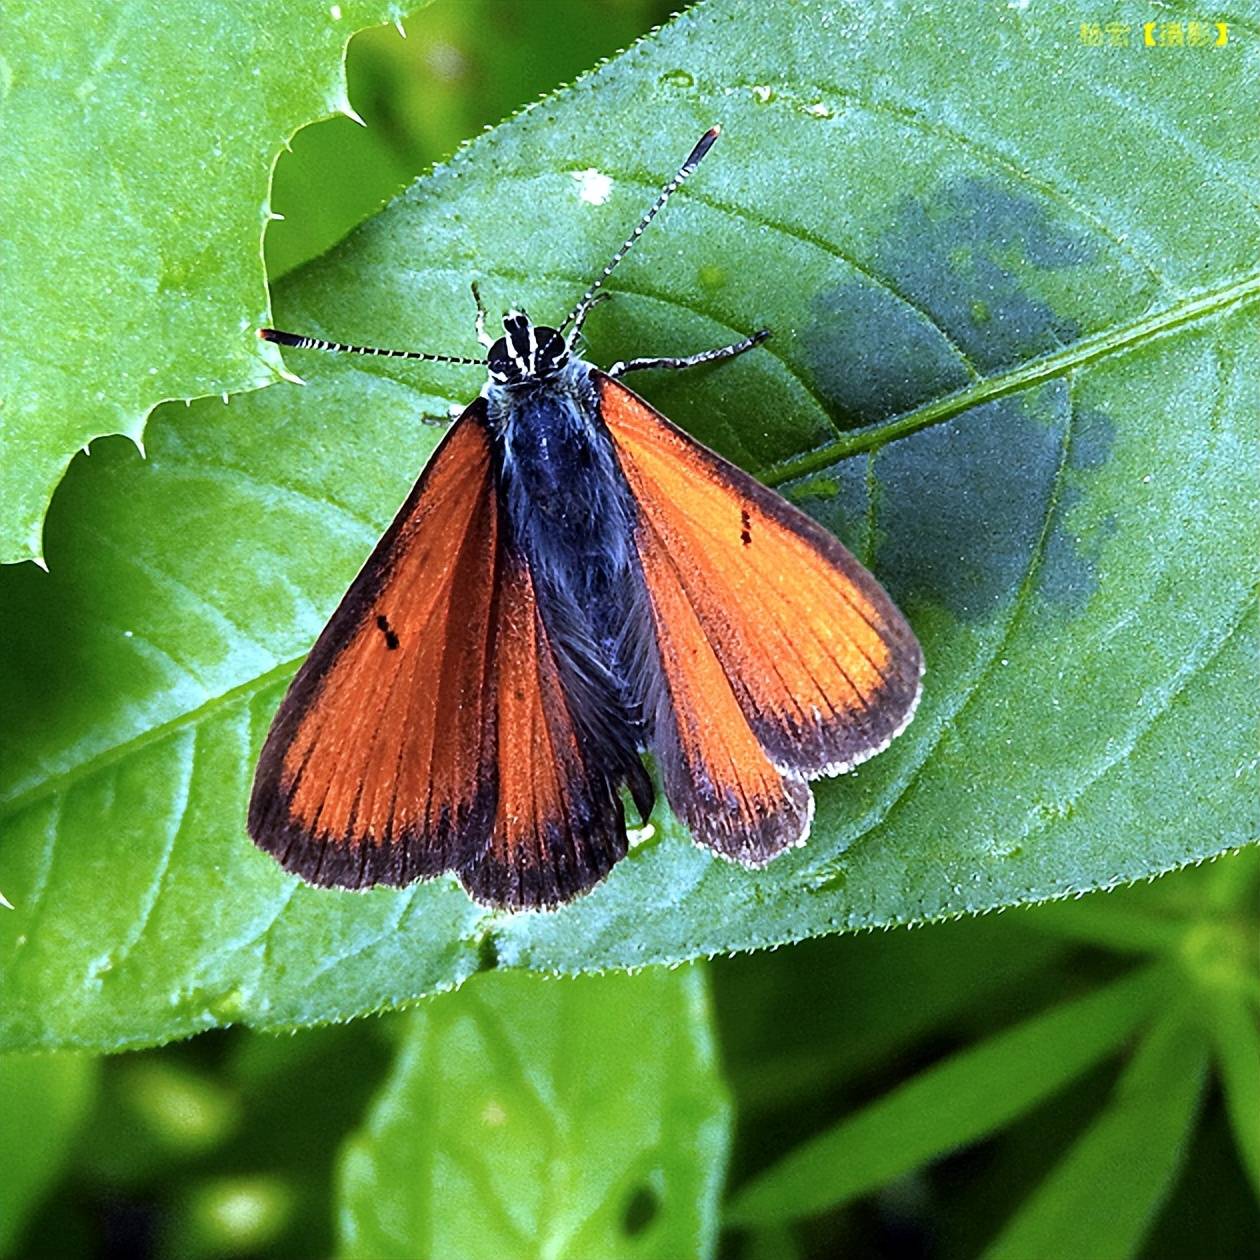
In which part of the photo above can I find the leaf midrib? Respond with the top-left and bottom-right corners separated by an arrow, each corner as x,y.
764,267 -> 1260,486
5,268 -> 1257,823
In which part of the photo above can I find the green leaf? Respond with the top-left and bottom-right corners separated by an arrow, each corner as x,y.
718,911 -> 1070,1114
981,1014 -> 1210,1260
1209,992 -> 1260,1200
0,0 -> 420,565
266,0 -> 680,280
0,1052 -> 98,1254
1,0 -> 1257,1050
726,963 -> 1166,1226
174,1176 -> 297,1259
336,967 -> 730,1260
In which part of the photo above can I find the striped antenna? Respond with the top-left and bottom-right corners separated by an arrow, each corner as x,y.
258,327 -> 483,366
560,126 -> 721,338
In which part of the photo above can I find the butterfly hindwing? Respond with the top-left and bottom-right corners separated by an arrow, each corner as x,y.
635,510 -> 814,864
599,373 -> 923,861
457,551 -> 630,908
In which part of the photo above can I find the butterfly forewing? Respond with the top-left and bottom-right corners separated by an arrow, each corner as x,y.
249,401 -> 634,909
248,405 -> 499,887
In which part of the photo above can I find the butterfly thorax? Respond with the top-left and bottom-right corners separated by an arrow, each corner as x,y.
486,356 -> 632,563
485,352 -> 652,748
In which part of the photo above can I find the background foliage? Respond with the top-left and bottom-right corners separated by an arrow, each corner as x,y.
0,0 -> 415,565
1,1 -> 1256,1256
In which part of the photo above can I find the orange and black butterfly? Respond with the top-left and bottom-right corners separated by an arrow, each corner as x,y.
248,127 -> 923,910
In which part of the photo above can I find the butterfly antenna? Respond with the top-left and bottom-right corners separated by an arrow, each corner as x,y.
258,327 -> 483,366
561,125 -> 721,339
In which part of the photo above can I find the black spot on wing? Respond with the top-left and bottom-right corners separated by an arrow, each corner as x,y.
375,612 -> 399,650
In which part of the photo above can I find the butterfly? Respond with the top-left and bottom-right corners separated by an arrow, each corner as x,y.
248,127 -> 923,910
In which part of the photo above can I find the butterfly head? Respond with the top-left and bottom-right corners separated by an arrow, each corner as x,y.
486,311 -> 569,386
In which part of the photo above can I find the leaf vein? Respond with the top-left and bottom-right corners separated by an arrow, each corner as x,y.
764,268 -> 1260,485
1013,591 -> 1258,849
100,727 -> 196,977
725,76 -> 1169,291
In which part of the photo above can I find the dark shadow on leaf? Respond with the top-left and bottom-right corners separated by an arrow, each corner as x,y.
872,390 -> 1069,620
792,176 -> 1122,619
802,178 -> 1097,428
792,457 -> 871,561
804,277 -> 971,428
622,1181 -> 661,1236
1035,408 -> 1119,614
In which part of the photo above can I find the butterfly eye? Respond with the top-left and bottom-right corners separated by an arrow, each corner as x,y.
534,327 -> 568,374
487,336 -> 514,380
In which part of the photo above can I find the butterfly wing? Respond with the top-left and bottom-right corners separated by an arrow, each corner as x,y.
457,550 -> 631,908
598,373 -> 923,863
633,517 -> 815,864
249,400 -> 633,909
248,403 -> 500,888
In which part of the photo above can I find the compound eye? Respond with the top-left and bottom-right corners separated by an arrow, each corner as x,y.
487,336 -> 512,378
536,327 -> 564,357
533,327 -> 567,373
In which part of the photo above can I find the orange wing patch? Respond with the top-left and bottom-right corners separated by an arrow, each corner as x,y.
458,555 -> 629,908
249,407 -> 498,888
637,515 -> 812,863
601,374 -> 922,787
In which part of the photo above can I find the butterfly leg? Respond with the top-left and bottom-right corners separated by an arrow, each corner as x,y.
608,328 -> 770,377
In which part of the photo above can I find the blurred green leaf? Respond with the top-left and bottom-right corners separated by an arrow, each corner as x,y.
1019,850 -> 1260,958
1,0 -> 1257,1051
981,1014 -> 1209,1260
116,1059 -> 240,1155
715,914 -> 1070,1114
1203,846 -> 1260,915
268,0 -> 677,278
719,853 -> 1260,1248
76,1054 -> 241,1191
1137,1089 -> 1260,1260
743,1224 -> 804,1260
220,1021 -> 396,1259
0,1052 -> 97,1255
72,1021 -> 396,1258
726,964 -> 1165,1226
0,0 -> 424,565
1210,993 -> 1260,1200
175,1175 -> 296,1259
337,967 -> 730,1260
